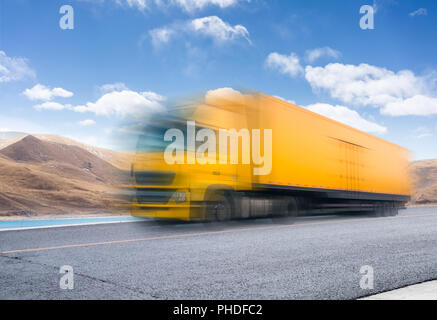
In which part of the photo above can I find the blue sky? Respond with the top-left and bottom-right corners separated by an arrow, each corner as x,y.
1,0 -> 437,159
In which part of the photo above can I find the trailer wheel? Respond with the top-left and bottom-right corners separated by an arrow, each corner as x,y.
372,203 -> 384,217
206,193 -> 232,222
287,197 -> 300,217
387,202 -> 399,217
274,197 -> 299,222
372,202 -> 397,217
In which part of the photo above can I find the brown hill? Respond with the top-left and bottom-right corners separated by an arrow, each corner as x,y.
33,134 -> 134,170
409,159 -> 437,205
0,135 -> 120,184
0,135 -> 27,150
0,132 -> 134,170
0,135 -> 119,183
0,136 -> 128,216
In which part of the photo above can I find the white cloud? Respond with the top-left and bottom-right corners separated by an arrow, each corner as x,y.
381,95 -> 437,116
189,16 -> 251,43
266,55 -> 437,117
204,87 -> 262,107
0,51 -> 35,83
115,0 -> 148,10
88,0 -> 249,12
265,52 -> 303,78
307,103 -> 387,134
34,102 -> 70,111
31,86 -> 165,119
409,8 -> 427,17
73,90 -> 165,117
205,87 -> 243,103
78,119 -> 96,126
149,27 -> 175,47
23,84 -> 73,101
99,82 -> 128,93
304,62 -> 437,116
305,47 -> 341,63
141,91 -> 167,102
171,0 -> 248,12
148,16 -> 251,47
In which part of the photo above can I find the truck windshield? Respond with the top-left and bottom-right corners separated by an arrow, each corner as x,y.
136,116 -> 189,153
136,116 -> 210,154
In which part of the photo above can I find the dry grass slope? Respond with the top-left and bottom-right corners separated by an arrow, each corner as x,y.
0,135 -> 129,216
409,159 -> 437,205
33,134 -> 134,170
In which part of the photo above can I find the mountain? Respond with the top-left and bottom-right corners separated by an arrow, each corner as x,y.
0,135 -> 119,183
33,134 -> 133,170
0,132 -> 28,149
409,159 -> 437,205
0,132 -> 133,170
0,135 -> 129,216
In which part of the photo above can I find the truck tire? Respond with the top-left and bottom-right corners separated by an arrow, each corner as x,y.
372,203 -> 384,217
273,197 -> 299,223
387,202 -> 399,217
287,197 -> 300,217
206,193 -> 232,222
372,202 -> 397,217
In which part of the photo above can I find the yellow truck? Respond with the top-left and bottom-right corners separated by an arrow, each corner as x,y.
130,90 -> 411,221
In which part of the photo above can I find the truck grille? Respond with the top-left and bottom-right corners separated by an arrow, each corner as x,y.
134,171 -> 175,186
135,188 -> 176,204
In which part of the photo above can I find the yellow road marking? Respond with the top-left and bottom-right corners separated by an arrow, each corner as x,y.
1,213 -> 436,255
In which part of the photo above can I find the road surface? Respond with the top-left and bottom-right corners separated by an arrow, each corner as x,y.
1,207 -> 437,299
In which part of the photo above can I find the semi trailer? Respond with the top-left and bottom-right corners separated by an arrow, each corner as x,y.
129,90 -> 411,221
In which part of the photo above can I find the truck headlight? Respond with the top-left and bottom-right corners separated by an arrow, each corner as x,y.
171,191 -> 187,203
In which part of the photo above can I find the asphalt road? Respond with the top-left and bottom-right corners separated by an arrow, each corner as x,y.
1,207 -> 437,300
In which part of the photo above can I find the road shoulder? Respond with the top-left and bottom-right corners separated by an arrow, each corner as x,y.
361,280 -> 437,300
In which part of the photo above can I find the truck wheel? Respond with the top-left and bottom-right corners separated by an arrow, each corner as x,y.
372,202 -> 396,217
274,197 -> 299,223
387,202 -> 399,217
206,193 -> 232,222
287,197 -> 300,217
